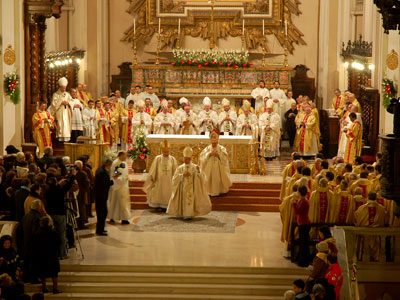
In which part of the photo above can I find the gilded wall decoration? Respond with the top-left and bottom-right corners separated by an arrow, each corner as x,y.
386,49 -> 399,71
122,0 -> 306,52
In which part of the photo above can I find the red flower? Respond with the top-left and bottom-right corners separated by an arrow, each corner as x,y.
139,154 -> 146,160
243,63 -> 247,67
9,87 -> 12,91
13,80 -> 16,84
171,62 -> 176,66
198,64 -> 202,68
211,61 -> 216,65
227,62 -> 232,67
194,60 -> 198,63
219,62 -> 223,66
180,61 -> 185,64
188,61 -> 192,65
142,148 -> 147,153
248,62 -> 253,66
234,65 -> 239,69
132,148 -> 136,151
204,62 -> 209,66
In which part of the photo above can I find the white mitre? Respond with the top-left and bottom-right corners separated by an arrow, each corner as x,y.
161,99 -> 168,109
203,97 -> 211,106
137,99 -> 145,108
183,146 -> 193,158
58,77 -> 68,87
179,97 -> 188,105
221,98 -> 230,106
266,99 -> 274,109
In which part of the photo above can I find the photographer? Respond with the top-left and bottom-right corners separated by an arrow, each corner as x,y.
45,168 -> 76,259
75,160 -> 90,230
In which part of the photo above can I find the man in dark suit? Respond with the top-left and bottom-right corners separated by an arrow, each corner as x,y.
13,178 -> 31,221
284,102 -> 298,148
94,159 -> 115,236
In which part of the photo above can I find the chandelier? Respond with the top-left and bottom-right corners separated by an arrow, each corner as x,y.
374,0 -> 400,33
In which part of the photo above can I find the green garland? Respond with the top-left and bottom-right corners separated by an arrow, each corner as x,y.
3,72 -> 20,105
382,78 -> 397,109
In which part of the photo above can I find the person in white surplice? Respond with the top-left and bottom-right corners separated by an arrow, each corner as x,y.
251,80 -> 271,111
107,151 -> 131,224
68,88 -> 84,143
259,99 -> 281,160
269,81 -> 287,127
199,130 -> 232,196
167,147 -> 212,220
143,140 -> 178,210
82,100 -> 97,142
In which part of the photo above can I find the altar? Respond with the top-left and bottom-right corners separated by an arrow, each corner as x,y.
146,134 -> 252,174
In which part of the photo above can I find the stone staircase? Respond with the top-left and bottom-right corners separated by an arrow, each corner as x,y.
27,265 -> 308,300
130,181 -> 282,212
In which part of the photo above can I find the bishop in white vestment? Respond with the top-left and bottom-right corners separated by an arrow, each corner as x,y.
236,100 -> 258,137
197,97 -> 218,135
259,99 -> 281,160
107,152 -> 131,223
82,100 -> 97,141
49,77 -> 72,142
143,140 -> 178,209
199,130 -> 232,196
154,100 -> 176,134
218,98 -> 237,135
177,105 -> 197,135
175,97 -> 189,121
132,100 -> 152,136
167,147 -> 212,219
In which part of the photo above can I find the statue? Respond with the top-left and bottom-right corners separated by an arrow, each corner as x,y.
386,97 -> 400,137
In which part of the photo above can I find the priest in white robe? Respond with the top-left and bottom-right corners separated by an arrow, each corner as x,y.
132,100 -> 152,136
251,80 -> 271,111
49,77 -> 72,142
177,104 -> 198,135
218,98 -> 237,135
236,100 -> 258,137
167,147 -> 212,219
82,100 -> 97,142
269,81 -> 287,127
68,88 -> 84,143
154,100 -> 176,134
259,99 -> 281,160
199,130 -> 232,196
107,151 -> 131,224
143,140 -> 178,209
196,97 -> 218,135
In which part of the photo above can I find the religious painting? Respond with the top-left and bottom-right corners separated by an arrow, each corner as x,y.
263,71 -> 274,85
223,71 -> 239,83
165,70 -> 181,83
133,69 -> 144,84
279,71 -> 289,85
183,70 -> 201,82
202,71 -> 220,84
145,70 -> 162,83
241,71 -> 258,85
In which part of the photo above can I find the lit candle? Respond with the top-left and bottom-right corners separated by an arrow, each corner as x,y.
134,19 -> 136,35
285,20 -> 288,36
242,19 -> 245,35
158,18 -> 161,34
178,18 -> 181,34
262,19 -> 265,36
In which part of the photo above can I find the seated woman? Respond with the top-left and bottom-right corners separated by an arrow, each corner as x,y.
0,235 -> 21,282
318,226 -> 338,254
309,241 -> 329,281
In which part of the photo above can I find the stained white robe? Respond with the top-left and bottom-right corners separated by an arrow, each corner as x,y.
49,90 -> 72,141
154,112 -> 176,134
132,112 -> 152,136
143,155 -> 178,208
218,110 -> 237,135
200,144 -> 232,196
236,113 -> 258,137
196,110 -> 219,134
82,107 -> 97,139
167,163 -> 212,218
107,159 -> 131,220
259,112 -> 281,158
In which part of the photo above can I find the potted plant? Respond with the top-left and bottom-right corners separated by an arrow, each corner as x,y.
127,131 -> 150,173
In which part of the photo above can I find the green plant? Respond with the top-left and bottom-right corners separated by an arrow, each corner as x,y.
382,78 -> 397,109
127,131 -> 150,161
4,72 -> 20,104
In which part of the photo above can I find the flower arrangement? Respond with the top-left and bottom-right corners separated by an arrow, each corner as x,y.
127,131 -> 150,161
104,148 -> 118,161
3,72 -> 20,104
382,78 -> 397,108
172,48 -> 252,69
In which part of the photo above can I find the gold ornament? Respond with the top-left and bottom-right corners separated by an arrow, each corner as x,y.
4,45 -> 15,65
387,49 -> 398,71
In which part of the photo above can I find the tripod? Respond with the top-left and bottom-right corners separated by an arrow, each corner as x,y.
66,198 -> 85,259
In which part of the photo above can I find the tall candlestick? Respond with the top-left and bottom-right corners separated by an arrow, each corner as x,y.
285,20 -> 288,36
158,18 -> 161,34
134,19 -> 136,35
178,18 -> 181,34
262,19 -> 265,36
242,19 -> 245,35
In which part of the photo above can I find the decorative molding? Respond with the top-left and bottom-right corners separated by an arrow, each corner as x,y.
122,0 -> 306,52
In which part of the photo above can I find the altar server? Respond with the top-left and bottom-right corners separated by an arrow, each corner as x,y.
32,101 -> 54,157
218,98 -> 237,135
126,86 -> 143,107
82,100 -> 97,141
197,97 -> 218,135
142,85 -> 160,110
120,100 -> 137,150
251,80 -> 270,111
143,140 -> 178,209
236,100 -> 257,136
167,146 -> 212,219
68,88 -> 84,142
107,151 -> 131,224
154,100 -> 176,134
96,102 -> 114,145
294,104 -> 320,157
177,104 -> 197,135
269,81 -> 287,126
49,77 -> 72,142
200,130 -> 232,196
132,100 -> 152,136
259,99 -> 281,160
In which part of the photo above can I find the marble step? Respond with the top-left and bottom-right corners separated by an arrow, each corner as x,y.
55,271 -> 303,285
41,293 -> 285,300
130,195 -> 280,204
26,282 -> 291,296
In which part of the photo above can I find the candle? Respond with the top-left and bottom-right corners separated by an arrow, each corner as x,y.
285,20 -> 288,36
178,18 -> 181,34
134,19 -> 136,35
158,18 -> 161,34
242,19 -> 245,35
262,19 -> 265,36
